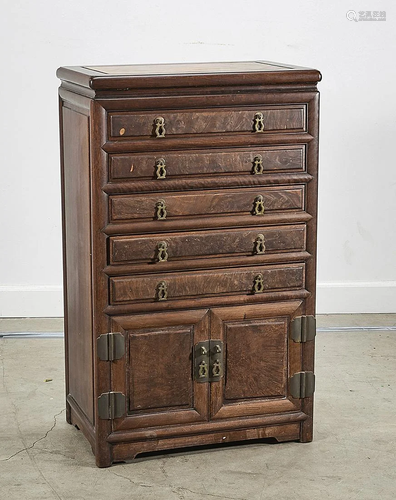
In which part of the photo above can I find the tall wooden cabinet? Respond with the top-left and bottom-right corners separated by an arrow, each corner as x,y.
57,61 -> 321,467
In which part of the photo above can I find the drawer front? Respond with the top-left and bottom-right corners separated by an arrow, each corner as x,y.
109,105 -> 306,139
110,264 -> 305,305
109,146 -> 305,181
109,225 -> 306,265
109,186 -> 305,223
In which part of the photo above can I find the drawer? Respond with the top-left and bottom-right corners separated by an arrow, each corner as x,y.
109,185 -> 305,223
109,105 -> 306,139
110,263 -> 305,305
109,225 -> 306,266
109,145 -> 305,181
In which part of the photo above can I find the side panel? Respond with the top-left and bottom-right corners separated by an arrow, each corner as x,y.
60,103 -> 93,424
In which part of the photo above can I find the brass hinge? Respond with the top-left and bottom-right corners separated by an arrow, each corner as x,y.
194,340 -> 224,383
289,371 -> 315,399
97,333 -> 125,361
291,316 -> 316,343
98,392 -> 126,420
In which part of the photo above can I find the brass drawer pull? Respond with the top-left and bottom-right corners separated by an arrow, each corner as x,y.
154,116 -> 166,138
254,234 -> 266,255
253,112 -> 265,133
252,154 -> 264,174
155,158 -> 167,179
156,241 -> 169,262
155,200 -> 167,220
253,273 -> 264,294
156,281 -> 168,301
252,195 -> 265,215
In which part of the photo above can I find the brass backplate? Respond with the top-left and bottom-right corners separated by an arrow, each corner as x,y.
194,340 -> 224,383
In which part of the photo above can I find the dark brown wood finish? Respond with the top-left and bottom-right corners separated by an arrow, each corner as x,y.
109,224 -> 306,267
109,185 -> 305,223
109,145 -> 305,181
58,60 -> 320,467
110,264 -> 305,305
109,105 -> 306,139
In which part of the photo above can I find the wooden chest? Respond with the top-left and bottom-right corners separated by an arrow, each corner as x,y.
57,61 -> 321,467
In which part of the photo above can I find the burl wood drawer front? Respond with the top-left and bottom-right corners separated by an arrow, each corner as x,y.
110,263 -> 305,305
109,225 -> 306,266
109,185 -> 305,223
109,145 -> 305,181
109,105 -> 306,139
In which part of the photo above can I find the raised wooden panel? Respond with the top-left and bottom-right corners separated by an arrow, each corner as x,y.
110,310 -> 210,432
109,105 -> 306,139
109,145 -> 305,181
110,264 -> 305,305
225,319 -> 287,400
109,224 -> 307,266
109,185 -> 305,223
61,106 -> 94,424
209,302 -> 304,420
129,327 -> 193,411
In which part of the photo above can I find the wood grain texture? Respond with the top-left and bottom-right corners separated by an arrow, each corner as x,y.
209,301 -> 303,420
110,264 -> 305,305
58,61 -> 320,467
109,105 -> 306,139
60,105 -> 94,424
111,310 -> 210,432
128,327 -> 193,411
109,145 -> 305,181
224,319 -> 288,399
109,224 -> 306,266
110,185 -> 304,223
57,60 -> 321,94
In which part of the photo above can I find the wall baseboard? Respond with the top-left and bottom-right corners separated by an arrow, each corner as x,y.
317,281 -> 396,313
0,286 -> 63,317
0,282 -> 395,317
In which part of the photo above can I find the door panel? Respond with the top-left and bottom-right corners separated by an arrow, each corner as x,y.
210,301 -> 303,420
129,327 -> 193,411
111,310 -> 210,432
225,319 -> 287,400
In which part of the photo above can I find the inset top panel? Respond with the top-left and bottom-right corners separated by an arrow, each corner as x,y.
85,61 -> 294,76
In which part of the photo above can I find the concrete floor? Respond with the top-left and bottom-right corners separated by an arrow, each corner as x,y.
0,314 -> 395,499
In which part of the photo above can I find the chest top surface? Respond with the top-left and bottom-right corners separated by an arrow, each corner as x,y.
57,60 -> 321,93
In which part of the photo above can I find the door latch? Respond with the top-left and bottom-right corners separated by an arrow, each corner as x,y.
194,340 -> 224,382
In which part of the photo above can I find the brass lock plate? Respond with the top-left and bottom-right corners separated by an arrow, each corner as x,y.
193,340 -> 224,383
194,341 -> 210,383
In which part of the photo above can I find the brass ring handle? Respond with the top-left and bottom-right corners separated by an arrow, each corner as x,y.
156,241 -> 169,262
253,112 -> 265,133
156,200 -> 167,220
253,274 -> 264,294
155,158 -> 167,179
252,195 -> 265,216
252,154 -> 264,174
154,116 -> 166,138
254,234 -> 266,255
156,281 -> 168,301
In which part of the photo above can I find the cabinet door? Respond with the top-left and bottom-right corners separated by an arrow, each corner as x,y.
210,301 -> 304,419
110,310 -> 210,432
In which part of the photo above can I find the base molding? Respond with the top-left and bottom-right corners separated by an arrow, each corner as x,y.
110,422 -> 301,466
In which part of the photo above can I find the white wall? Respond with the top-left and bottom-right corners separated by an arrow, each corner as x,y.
0,1 -> 395,316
